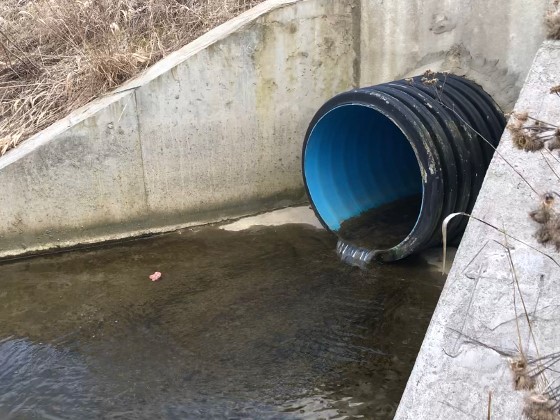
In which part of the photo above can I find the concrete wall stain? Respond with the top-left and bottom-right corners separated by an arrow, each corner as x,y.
0,0 -> 549,258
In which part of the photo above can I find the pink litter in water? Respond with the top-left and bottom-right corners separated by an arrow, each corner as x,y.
149,271 -> 162,282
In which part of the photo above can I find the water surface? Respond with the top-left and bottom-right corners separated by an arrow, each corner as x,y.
338,195 -> 423,250
0,224 -> 445,419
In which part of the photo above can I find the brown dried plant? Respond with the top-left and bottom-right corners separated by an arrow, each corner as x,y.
436,77 -> 560,419
518,351 -> 560,420
546,1 -> 560,40
506,91 -> 560,419
512,355 -> 537,391
507,112 -> 560,153
0,0 -> 262,155
529,192 -> 560,251
524,393 -> 560,420
420,69 -> 439,86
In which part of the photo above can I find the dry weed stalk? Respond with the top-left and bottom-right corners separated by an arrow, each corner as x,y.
420,69 -> 439,86
502,92 -> 560,251
520,354 -> 560,420
504,98 -> 560,419
440,216 -> 560,418
546,1 -> 560,40
0,0 -> 261,155
508,347 -> 560,394
503,243 -> 560,419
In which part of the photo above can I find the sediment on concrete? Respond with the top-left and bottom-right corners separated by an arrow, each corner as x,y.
395,40 -> 560,419
0,0 -> 548,258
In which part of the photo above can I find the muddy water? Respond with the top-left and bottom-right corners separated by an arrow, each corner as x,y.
338,196 -> 423,250
0,224 -> 444,419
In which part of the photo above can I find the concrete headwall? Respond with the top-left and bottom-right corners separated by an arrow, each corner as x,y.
0,0 -> 549,258
359,0 -> 548,110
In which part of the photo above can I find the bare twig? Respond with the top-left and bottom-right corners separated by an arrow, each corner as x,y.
487,391 -> 492,420
441,212 -> 560,273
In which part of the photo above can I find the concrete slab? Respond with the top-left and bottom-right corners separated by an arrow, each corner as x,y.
0,0 -> 357,259
395,41 -> 560,419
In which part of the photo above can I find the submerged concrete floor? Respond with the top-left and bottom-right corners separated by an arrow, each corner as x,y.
0,209 -> 447,419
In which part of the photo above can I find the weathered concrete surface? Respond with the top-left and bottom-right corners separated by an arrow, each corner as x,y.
0,0 -> 549,258
360,0 -> 549,111
395,41 -> 560,419
0,0 -> 357,258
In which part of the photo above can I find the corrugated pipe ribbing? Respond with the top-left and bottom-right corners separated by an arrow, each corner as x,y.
302,73 -> 505,264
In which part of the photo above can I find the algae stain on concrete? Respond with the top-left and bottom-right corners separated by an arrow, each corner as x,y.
247,0 -> 361,210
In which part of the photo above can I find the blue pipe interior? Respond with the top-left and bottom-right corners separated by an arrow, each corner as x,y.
304,104 -> 423,231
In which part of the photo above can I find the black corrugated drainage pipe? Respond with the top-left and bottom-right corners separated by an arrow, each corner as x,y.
302,73 -> 506,266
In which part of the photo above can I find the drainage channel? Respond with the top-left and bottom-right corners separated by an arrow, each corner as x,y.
0,73 -> 499,418
0,219 -> 448,419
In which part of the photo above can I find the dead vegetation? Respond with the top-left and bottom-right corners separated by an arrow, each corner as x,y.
515,351 -> 560,420
504,94 -> 560,420
0,0 -> 262,155
530,192 -> 560,249
511,354 -> 560,420
504,108 -> 560,255
546,1 -> 560,40
494,95 -> 560,420
507,112 -> 560,152
511,355 -> 537,391
524,393 -> 560,420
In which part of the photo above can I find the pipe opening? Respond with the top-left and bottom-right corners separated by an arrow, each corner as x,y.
304,104 -> 423,250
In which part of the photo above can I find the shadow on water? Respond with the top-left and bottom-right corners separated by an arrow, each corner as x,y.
0,224 -> 445,419
337,195 -> 423,250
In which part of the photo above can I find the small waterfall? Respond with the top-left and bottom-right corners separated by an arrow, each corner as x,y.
336,240 -> 372,269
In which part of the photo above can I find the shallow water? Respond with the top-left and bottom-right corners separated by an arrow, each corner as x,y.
338,195 -> 423,250
0,224 -> 445,419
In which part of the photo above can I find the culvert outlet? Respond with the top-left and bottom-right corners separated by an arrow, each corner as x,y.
302,73 -> 506,265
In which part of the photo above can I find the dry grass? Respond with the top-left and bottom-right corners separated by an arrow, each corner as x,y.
0,0 -> 262,155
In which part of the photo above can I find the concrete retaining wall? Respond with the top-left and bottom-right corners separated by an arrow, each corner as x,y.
0,0 -> 358,258
395,41 -> 560,419
0,0 -> 549,258
359,0 -> 548,110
